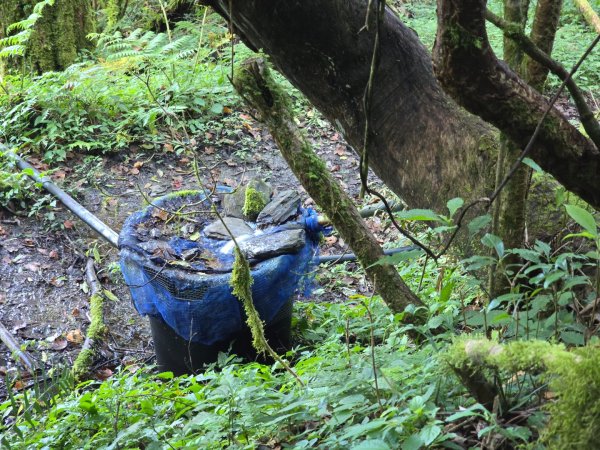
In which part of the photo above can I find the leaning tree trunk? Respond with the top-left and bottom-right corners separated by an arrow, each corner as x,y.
0,0 -> 93,73
202,0 -> 593,253
204,0 -> 498,217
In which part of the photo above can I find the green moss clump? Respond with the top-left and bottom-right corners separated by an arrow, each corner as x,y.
243,186 -> 268,220
444,338 -> 600,449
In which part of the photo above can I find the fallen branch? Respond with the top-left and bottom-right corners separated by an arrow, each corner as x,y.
0,320 -> 37,373
72,259 -> 107,381
574,0 -> 600,33
232,58 -> 424,317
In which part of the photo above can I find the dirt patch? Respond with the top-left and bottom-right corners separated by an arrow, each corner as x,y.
0,111 -> 395,398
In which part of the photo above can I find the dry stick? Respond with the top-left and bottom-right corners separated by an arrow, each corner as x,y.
436,34 -> 600,257
485,10 -> 600,147
0,321 -> 37,373
232,58 -> 424,316
574,0 -> 600,33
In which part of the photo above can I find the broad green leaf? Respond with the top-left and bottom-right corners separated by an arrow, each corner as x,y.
401,434 -> 422,450
481,233 -> 504,257
351,440 -> 391,450
371,249 -> 422,267
446,197 -> 464,217
419,424 -> 442,446
468,214 -> 491,236
522,157 -> 542,172
396,208 -> 441,222
565,204 -> 598,238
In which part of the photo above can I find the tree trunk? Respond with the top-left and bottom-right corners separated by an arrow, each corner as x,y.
434,0 -> 600,210
205,0 -> 498,218
0,0 -> 93,73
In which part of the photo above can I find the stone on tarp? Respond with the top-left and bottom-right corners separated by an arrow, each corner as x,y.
257,190 -> 301,227
239,229 -> 305,260
223,178 -> 273,220
204,217 -> 253,240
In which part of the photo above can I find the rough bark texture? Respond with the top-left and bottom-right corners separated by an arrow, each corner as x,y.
523,0 -> 563,89
0,0 -> 93,72
434,0 -> 600,210
205,0 -> 498,214
233,58 -> 424,316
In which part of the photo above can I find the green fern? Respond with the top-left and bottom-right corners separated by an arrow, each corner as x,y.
0,0 -> 55,60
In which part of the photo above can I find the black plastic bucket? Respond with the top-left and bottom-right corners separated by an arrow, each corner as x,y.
148,297 -> 293,375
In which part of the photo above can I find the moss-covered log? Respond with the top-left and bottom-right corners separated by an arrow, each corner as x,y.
0,0 -> 93,73
445,338 -> 600,449
232,57 -> 424,317
72,258 -> 107,381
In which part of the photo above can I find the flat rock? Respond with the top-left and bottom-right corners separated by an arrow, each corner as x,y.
257,190 -> 301,227
239,229 -> 306,260
223,178 -> 273,219
204,217 -> 253,240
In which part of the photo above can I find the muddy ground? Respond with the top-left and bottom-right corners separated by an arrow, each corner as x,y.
0,111 -> 399,398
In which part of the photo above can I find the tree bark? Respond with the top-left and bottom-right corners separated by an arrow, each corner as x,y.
0,0 -> 93,73
434,0 -> 600,210
573,0 -> 600,33
204,0 -> 498,217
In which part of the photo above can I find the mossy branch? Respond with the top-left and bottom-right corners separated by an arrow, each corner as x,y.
72,259 -> 108,381
444,338 -> 600,448
231,57 -> 424,318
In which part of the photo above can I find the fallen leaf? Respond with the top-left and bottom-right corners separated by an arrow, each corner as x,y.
133,161 -> 144,169
334,145 -> 346,156
50,337 -> 68,351
129,167 -> 140,175
37,248 -> 49,255
151,209 -> 169,221
12,322 -> 27,333
171,176 -> 183,190
222,178 -> 236,186
223,106 -> 233,114
0,366 -> 6,376
71,307 -> 81,318
225,159 -> 237,167
180,157 -> 190,164
204,146 -> 215,155
0,226 -> 6,237
63,220 -> 75,229
95,368 -> 113,380
157,169 -> 164,177
325,236 -> 338,246
51,170 -> 66,181
66,329 -> 85,345
2,256 -> 11,265
12,380 -> 25,390
49,277 -> 65,287
164,143 -> 174,153
23,239 -> 35,247
49,249 -> 59,259
24,262 -> 41,272
331,165 -> 341,172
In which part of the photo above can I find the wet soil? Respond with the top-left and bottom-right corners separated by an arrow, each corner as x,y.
0,110 -> 396,398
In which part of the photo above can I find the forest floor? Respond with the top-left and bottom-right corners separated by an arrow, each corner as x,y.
0,110 -> 398,396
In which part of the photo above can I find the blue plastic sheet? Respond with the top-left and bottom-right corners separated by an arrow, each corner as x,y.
119,190 -> 320,344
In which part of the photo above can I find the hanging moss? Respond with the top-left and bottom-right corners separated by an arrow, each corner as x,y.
230,247 -> 267,354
